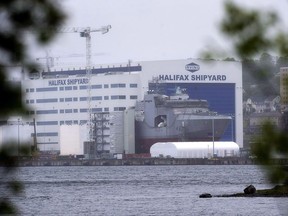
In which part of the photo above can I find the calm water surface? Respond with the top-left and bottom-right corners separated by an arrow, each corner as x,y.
7,165 -> 288,215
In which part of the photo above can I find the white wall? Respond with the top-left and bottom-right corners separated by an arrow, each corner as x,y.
59,125 -> 85,155
124,108 -> 135,154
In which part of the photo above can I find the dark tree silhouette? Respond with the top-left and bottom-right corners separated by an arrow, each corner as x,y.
0,1 -> 66,214
220,1 -> 288,186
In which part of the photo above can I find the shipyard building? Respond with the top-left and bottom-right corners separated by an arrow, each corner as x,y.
1,59 -> 243,157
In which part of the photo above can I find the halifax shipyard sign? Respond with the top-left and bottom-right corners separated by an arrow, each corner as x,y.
48,78 -> 89,86
158,62 -> 227,81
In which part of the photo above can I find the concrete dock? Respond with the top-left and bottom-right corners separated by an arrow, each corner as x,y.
16,157 -> 259,166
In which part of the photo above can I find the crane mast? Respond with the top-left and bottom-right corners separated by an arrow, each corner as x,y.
58,25 -> 111,141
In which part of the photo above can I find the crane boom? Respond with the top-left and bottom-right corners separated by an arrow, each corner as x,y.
58,25 -> 111,141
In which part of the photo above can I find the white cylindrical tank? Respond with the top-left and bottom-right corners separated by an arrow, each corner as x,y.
150,142 -> 239,158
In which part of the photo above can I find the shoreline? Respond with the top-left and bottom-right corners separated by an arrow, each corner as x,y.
0,156 -> 286,167
15,157 -> 255,166
214,185 -> 288,198
10,157 -> 288,167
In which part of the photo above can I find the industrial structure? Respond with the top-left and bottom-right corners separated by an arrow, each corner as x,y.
0,59 -> 243,158
58,26 -> 112,141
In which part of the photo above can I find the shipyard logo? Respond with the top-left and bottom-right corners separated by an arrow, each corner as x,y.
185,62 -> 200,73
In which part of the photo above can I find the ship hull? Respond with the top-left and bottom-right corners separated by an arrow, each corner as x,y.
135,117 -> 231,154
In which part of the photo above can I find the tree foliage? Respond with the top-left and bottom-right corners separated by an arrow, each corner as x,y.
220,1 -> 288,185
252,122 -> 288,184
0,0 -> 66,117
221,1 -> 287,58
0,0 -> 65,214
242,55 -> 279,100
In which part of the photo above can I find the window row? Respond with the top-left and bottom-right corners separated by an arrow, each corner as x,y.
26,83 -> 138,93
26,95 -> 138,104
27,107 -> 126,115
32,113 -> 127,126
31,132 -> 58,137
34,120 -> 87,126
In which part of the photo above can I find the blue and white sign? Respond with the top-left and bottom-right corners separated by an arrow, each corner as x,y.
185,62 -> 200,73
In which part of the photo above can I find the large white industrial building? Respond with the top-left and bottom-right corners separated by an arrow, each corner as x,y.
0,59 -> 243,156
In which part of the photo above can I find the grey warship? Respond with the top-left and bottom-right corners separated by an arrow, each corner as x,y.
135,87 -> 232,153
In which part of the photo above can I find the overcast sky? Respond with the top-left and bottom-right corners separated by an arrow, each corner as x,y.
34,0 -> 288,68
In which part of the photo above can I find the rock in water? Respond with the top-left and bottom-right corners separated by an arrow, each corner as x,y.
244,185 -> 256,194
199,193 -> 212,198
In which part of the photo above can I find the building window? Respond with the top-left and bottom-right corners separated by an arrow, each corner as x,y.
92,108 -> 102,112
104,107 -> 109,112
80,108 -> 88,113
73,97 -> 78,102
111,83 -> 126,88
130,95 -> 138,99
60,109 -> 64,114
65,98 -> 72,102
73,86 -> 78,90
65,86 -> 72,90
36,110 -> 58,114
65,109 -> 72,113
114,107 -> 126,111
65,120 -> 73,125
92,84 -> 102,89
111,95 -> 126,100
35,132 -> 58,137
37,121 -> 58,126
130,83 -> 137,88
73,109 -> 78,113
104,84 -> 109,88
104,96 -> 109,100
30,88 -> 35,92
80,120 -> 87,124
92,96 -> 102,101
80,97 -> 88,101
59,87 -> 64,91
36,87 -> 58,92
80,85 -> 88,90
36,98 -> 58,103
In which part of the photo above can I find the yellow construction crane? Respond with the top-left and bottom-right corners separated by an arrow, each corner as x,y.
58,26 -> 112,141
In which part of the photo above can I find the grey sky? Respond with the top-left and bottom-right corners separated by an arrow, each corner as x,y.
35,0 -> 288,67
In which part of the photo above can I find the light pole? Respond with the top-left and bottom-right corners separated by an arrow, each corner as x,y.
231,116 -> 234,142
212,118 -> 215,158
17,118 -> 20,156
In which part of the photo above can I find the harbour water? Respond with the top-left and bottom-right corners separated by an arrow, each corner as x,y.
6,165 -> 288,215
